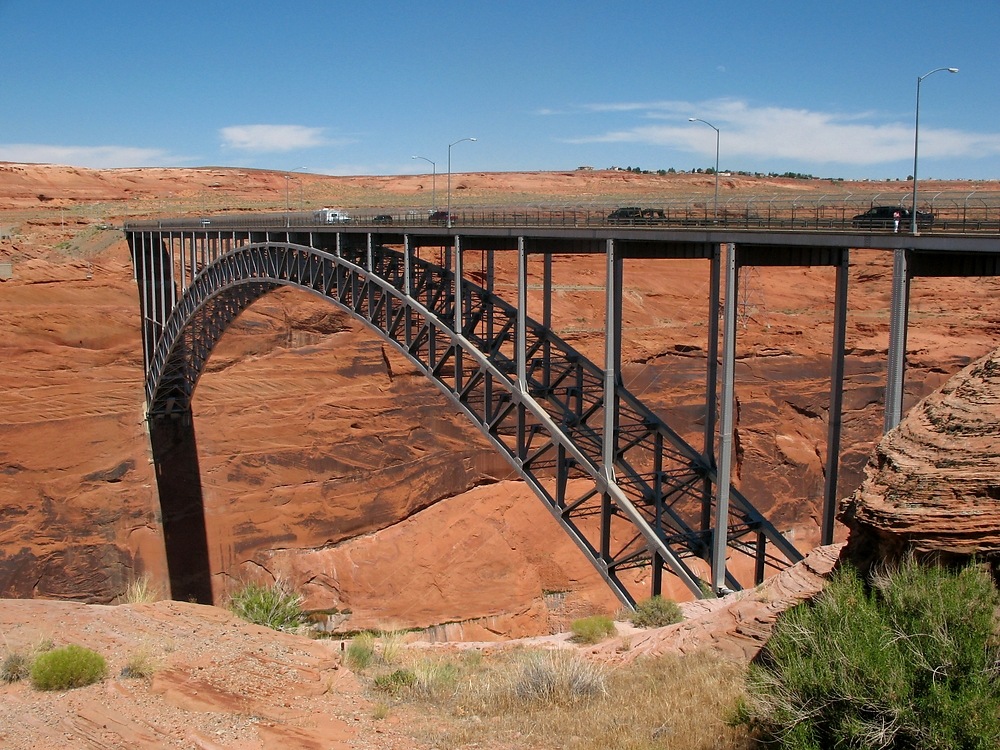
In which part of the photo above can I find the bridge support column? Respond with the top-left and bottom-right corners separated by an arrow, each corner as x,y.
602,239 -> 623,475
702,245 -> 722,532
821,250 -> 850,544
516,237 -> 528,390
884,248 -> 911,432
454,236 -> 464,390
542,254 -> 553,390
602,239 -> 623,566
403,235 -> 413,347
713,243 -> 739,594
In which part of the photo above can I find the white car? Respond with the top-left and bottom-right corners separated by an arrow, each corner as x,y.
313,208 -> 351,224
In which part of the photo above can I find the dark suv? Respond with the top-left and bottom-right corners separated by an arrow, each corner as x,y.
607,206 -> 666,225
428,210 -> 453,224
851,206 -> 933,230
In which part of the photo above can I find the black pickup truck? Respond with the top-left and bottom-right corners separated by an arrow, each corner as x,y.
607,206 -> 667,225
851,205 -> 933,230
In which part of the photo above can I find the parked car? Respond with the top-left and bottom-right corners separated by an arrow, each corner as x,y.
851,206 -> 933,230
428,210 -> 453,224
314,208 -> 351,224
607,206 -> 643,224
607,206 -> 666,225
371,214 -> 393,224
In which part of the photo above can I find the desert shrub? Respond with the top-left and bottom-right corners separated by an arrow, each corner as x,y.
30,644 -> 107,691
739,559 -> 1000,750
443,648 -> 750,749
630,595 -> 684,628
227,579 -> 303,631
345,632 -> 377,671
410,657 -> 460,700
461,650 -> 607,712
512,651 -> 608,705
569,614 -> 616,644
373,668 -> 417,694
377,629 -> 407,665
2,650 -> 31,683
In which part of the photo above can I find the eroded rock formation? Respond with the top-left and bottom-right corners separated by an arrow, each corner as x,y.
840,346 -> 1000,573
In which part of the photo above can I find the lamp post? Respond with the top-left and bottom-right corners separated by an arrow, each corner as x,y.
910,67 -> 958,234
447,137 -> 476,229
285,166 -> 306,210
411,155 -> 437,213
689,118 -> 720,222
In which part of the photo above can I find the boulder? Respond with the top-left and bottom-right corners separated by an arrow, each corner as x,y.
839,346 -> 1000,573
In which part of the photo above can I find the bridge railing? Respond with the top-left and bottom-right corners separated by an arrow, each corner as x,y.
124,190 -> 1000,234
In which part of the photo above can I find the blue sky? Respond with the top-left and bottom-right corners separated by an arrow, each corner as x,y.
1,0 -> 998,180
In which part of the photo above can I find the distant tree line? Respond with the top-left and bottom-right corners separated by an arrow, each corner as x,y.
605,165 -> 831,180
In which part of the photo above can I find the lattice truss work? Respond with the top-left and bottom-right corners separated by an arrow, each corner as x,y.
129,233 -> 802,604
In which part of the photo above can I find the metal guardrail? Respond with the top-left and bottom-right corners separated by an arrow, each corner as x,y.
120,191 -> 1000,234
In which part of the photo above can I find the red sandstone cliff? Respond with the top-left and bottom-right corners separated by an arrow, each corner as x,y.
2,164 -> 999,636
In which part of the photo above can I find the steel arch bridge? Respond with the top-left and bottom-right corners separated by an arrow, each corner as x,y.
126,226 -> 805,606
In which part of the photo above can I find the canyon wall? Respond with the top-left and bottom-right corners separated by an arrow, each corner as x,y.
2,165 -> 999,637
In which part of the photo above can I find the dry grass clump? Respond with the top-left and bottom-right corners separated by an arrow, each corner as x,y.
2,649 -> 31,684
120,647 -> 159,679
2,637 -> 54,684
347,643 -> 753,750
117,574 -> 160,604
344,629 -> 409,671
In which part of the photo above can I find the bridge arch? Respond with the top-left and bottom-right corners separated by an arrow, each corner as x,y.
128,232 -> 801,606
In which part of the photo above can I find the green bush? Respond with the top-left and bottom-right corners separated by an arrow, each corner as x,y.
345,632 -> 376,671
30,645 -> 107,691
739,559 -> 1000,749
630,595 -> 684,628
570,615 -> 617,644
373,668 -> 417,695
227,579 -> 303,631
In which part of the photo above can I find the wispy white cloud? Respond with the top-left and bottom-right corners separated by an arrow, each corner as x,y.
559,99 -> 1000,166
0,144 -> 183,168
220,124 -> 347,152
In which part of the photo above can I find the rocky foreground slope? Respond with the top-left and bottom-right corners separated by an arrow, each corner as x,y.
0,543 -> 841,750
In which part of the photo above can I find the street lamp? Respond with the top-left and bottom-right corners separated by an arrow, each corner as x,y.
447,137 -> 476,228
689,118 -> 720,222
910,67 -> 958,234
285,166 -> 306,210
411,155 -> 437,213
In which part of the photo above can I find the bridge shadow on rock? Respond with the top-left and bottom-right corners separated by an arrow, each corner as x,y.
148,415 -> 213,604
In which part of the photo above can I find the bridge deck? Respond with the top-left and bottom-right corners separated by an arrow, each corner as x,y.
123,217 -> 1000,604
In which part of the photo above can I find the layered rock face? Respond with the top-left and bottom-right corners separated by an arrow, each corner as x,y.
4,165 -> 1000,638
840,346 -> 1000,572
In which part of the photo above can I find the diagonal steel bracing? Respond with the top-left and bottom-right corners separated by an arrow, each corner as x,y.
127,231 -> 803,605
